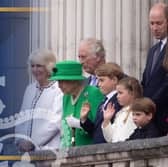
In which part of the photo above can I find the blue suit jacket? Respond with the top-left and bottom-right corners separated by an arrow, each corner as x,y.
142,42 -> 168,135
127,121 -> 160,140
80,93 -> 121,144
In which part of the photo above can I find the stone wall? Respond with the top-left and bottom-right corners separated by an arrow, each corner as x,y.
30,0 -> 168,79
29,136 -> 168,167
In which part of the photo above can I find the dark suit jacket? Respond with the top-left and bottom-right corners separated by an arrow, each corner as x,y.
80,93 -> 121,144
127,121 -> 160,140
142,42 -> 168,135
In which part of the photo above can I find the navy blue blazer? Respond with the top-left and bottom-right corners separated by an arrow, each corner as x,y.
127,121 -> 160,140
142,42 -> 168,135
80,93 -> 121,144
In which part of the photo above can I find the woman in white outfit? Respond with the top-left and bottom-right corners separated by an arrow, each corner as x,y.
15,49 -> 63,152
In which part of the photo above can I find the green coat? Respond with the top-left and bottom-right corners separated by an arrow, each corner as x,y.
61,85 -> 104,148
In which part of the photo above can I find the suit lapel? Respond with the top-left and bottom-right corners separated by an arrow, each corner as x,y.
94,94 -> 117,128
151,45 -> 166,74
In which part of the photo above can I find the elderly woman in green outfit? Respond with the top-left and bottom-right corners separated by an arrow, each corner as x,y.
50,60 -> 104,147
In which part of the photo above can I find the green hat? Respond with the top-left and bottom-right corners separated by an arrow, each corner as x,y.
49,60 -> 86,80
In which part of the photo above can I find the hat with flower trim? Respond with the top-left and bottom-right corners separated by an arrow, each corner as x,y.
49,60 -> 86,80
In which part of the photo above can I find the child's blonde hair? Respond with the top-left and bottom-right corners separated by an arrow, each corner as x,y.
118,77 -> 143,98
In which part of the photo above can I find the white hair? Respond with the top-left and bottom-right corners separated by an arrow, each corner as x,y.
80,38 -> 106,59
28,49 -> 56,73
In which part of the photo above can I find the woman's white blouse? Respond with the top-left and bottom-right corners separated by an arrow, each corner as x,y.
101,106 -> 136,143
15,81 -> 63,150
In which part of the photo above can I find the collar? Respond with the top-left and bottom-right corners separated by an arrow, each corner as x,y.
103,90 -> 117,107
121,105 -> 131,111
36,81 -> 56,90
106,90 -> 117,100
71,86 -> 85,105
91,75 -> 96,79
89,75 -> 98,86
137,121 -> 152,130
160,37 -> 167,51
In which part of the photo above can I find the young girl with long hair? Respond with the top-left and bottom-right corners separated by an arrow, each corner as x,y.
102,77 -> 143,143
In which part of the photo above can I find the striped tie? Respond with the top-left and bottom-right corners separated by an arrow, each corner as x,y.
151,41 -> 162,74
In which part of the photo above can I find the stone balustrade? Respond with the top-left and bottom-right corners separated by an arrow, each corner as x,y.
27,136 -> 168,167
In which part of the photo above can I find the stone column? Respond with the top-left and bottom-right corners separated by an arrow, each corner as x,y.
30,0 -> 168,79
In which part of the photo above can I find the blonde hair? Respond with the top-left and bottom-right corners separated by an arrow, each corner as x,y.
118,77 -> 143,99
28,49 -> 56,73
118,77 -> 143,123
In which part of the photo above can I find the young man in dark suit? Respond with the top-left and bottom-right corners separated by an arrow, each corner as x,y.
141,2 -> 168,136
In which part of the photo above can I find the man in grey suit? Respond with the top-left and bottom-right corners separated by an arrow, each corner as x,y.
78,38 -> 106,86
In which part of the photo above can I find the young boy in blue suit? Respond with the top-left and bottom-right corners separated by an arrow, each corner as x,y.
80,62 -> 124,144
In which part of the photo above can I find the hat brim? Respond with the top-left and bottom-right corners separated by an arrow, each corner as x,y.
49,75 -> 86,80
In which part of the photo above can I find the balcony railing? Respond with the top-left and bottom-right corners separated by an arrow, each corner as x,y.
21,136 -> 168,167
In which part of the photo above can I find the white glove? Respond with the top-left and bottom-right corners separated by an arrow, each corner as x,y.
66,116 -> 81,128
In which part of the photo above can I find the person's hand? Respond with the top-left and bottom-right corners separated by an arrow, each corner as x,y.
66,115 -> 81,128
80,102 -> 91,122
103,102 -> 115,127
17,140 -> 35,152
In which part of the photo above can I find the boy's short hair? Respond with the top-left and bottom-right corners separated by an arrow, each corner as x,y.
130,97 -> 156,117
95,62 -> 124,80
